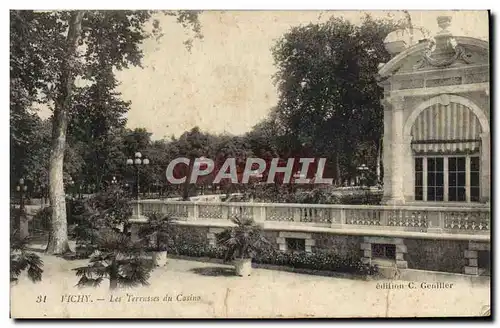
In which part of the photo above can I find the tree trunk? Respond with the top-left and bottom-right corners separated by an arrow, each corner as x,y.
182,160 -> 194,201
335,153 -> 341,186
376,138 -> 382,184
46,11 -> 84,255
109,277 -> 118,290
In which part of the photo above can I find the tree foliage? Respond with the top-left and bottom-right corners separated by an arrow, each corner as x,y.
10,10 -> 202,253
272,14 -> 405,182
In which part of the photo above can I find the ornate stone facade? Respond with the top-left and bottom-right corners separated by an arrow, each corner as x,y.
378,17 -> 490,205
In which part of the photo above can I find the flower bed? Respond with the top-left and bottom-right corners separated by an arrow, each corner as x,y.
167,243 -> 378,276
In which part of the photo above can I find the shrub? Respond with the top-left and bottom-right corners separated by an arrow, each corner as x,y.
72,185 -> 133,259
253,248 -> 378,275
73,229 -> 151,290
216,216 -> 272,261
139,212 -> 176,252
248,184 -> 382,205
10,230 -> 43,283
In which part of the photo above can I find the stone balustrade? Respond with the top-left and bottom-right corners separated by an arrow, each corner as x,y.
131,200 -> 490,239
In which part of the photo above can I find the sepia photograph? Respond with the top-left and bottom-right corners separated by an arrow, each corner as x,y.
9,9 -> 491,319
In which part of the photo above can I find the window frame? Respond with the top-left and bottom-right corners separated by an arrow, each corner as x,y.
285,238 -> 306,253
414,154 -> 480,203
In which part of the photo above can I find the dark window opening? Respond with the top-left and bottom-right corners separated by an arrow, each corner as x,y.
371,244 -> 396,260
478,250 -> 490,276
286,238 -> 305,253
415,158 -> 423,201
470,156 -> 480,202
427,156 -> 444,201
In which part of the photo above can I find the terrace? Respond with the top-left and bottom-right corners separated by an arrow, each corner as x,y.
132,199 -> 490,241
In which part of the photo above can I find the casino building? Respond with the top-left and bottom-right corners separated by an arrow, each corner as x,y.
378,16 -> 490,206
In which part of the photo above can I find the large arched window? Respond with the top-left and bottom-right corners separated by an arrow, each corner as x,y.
411,102 -> 482,202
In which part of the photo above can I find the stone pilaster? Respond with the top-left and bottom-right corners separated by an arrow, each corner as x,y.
480,132 -> 490,203
382,96 -> 406,205
207,227 -> 225,247
464,250 -> 479,275
382,104 -> 393,201
464,241 -> 490,275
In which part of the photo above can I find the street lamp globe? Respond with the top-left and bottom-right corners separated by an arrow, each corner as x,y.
135,152 -> 142,159
126,158 -> 133,165
23,185 -> 28,191
134,158 -> 142,165
19,178 -> 24,185
16,186 -> 20,191
142,158 -> 150,165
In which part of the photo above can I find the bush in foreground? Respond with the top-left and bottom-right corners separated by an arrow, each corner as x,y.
10,230 -> 43,283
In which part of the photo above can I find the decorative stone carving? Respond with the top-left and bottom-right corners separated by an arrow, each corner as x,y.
382,96 -> 405,111
437,94 -> 450,106
414,17 -> 472,70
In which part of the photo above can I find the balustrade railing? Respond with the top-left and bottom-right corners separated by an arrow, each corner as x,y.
130,200 -> 490,235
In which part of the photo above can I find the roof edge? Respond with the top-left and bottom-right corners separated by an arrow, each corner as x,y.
378,36 -> 489,78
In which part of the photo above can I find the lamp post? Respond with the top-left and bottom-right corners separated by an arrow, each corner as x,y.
357,164 -> 369,187
16,178 -> 28,214
126,152 -> 150,241
126,152 -> 150,200
16,178 -> 29,238
66,176 -> 75,198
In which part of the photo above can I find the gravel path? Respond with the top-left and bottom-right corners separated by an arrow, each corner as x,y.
11,249 -> 490,318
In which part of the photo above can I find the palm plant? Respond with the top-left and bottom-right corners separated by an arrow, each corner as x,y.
139,212 -> 175,252
73,229 -> 151,290
217,216 -> 271,261
10,230 -> 43,283
72,186 -> 132,259
138,212 -> 175,267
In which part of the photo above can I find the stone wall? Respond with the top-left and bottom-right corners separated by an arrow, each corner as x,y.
404,238 -> 469,274
169,225 -> 209,247
160,223 -> 487,275
312,233 -> 362,258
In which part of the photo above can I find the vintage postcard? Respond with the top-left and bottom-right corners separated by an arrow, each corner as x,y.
10,10 -> 491,319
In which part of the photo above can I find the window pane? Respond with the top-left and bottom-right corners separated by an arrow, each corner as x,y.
448,187 -> 457,201
428,158 -> 436,171
436,173 -> 444,186
427,187 -> 436,201
470,172 -> 480,187
415,158 -> 423,172
436,157 -> 444,170
471,187 -> 480,202
457,172 -> 465,186
457,187 -> 466,201
449,157 -> 457,172
471,157 -> 480,171
415,172 -> 423,186
449,173 -> 457,186
428,172 -> 436,186
415,187 -> 423,201
457,157 -> 466,171
436,187 -> 444,201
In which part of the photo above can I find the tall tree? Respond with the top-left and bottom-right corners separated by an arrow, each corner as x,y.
10,10 -> 202,254
47,11 -> 85,254
272,15 -> 404,184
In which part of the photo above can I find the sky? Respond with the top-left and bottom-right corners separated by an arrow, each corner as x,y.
39,10 -> 489,140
